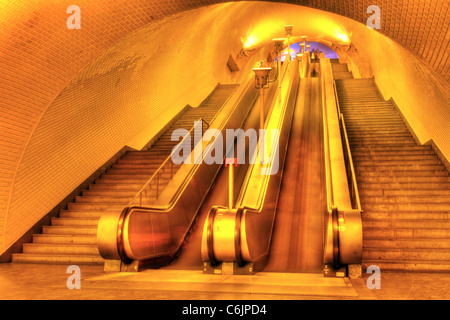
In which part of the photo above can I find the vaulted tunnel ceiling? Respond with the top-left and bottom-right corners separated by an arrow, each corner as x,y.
0,0 -> 448,251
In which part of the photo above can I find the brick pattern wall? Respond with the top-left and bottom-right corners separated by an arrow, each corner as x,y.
0,0 -> 448,253
295,0 -> 450,82
0,1 -> 260,253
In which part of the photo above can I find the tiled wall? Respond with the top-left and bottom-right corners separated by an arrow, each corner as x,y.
335,22 -> 450,167
0,0 -> 448,254
0,1 -> 262,254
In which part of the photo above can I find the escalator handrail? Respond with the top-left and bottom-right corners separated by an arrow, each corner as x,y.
232,61 -> 297,263
126,84 -> 239,210
320,57 -> 338,267
127,117 -> 209,208
107,76 -> 259,263
234,62 -> 290,212
321,63 -> 335,212
332,80 -> 362,212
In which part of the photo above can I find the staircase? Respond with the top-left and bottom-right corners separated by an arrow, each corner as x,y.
331,63 -> 353,79
12,84 -> 238,265
333,66 -> 450,272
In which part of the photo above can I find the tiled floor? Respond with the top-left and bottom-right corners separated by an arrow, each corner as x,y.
0,263 -> 449,300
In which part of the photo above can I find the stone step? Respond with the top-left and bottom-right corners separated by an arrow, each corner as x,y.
33,234 -> 97,245
338,95 -> 380,99
362,248 -> 450,261
363,239 -> 450,249
67,202 -> 124,211
361,260 -> 450,272
345,123 -> 407,130
356,169 -> 447,177
331,64 -> 349,72
42,225 -> 97,235
344,118 -> 405,124
339,101 -> 392,105
355,163 -> 445,171
359,189 -> 450,197
342,111 -> 400,117
98,175 -> 168,183
345,126 -> 409,132
125,151 -> 171,157
350,139 -> 417,146
358,182 -> 449,190
358,175 -> 449,183
74,196 -> 131,204
116,158 -> 170,165
347,131 -> 411,137
333,73 -> 353,79
346,127 -> 410,134
346,126 -> 410,133
51,217 -> 100,227
353,154 -> 439,162
88,183 -> 144,190
12,253 -> 104,265
362,194 -> 450,203
363,227 -> 450,239
362,211 -> 450,220
82,189 -> 141,197
59,210 -> 104,219
105,168 -> 177,176
340,106 -> 395,112
362,219 -> 450,229
22,243 -> 100,255
349,136 -> 414,143
112,163 -> 180,170
351,145 -> 433,153
361,201 -> 450,212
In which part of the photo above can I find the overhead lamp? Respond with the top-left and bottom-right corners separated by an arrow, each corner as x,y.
253,67 -> 272,89
253,67 -> 272,129
273,38 -> 286,53
237,47 -> 256,58
272,38 -> 286,89
284,25 -> 294,62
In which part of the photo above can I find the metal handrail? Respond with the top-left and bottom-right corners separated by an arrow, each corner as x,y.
321,64 -> 334,212
127,117 -> 209,207
332,80 -> 362,211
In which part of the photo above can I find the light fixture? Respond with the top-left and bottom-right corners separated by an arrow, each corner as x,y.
253,67 -> 272,129
272,38 -> 286,89
253,67 -> 272,89
273,38 -> 286,53
301,36 -> 307,53
284,25 -> 293,62
237,47 -> 256,59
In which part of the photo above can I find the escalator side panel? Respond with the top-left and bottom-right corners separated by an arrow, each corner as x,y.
240,62 -> 300,265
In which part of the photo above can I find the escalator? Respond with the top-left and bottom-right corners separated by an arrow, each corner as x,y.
264,64 -> 325,273
97,67 -> 279,270
202,60 -> 300,273
158,70 -> 280,271
98,55 -> 361,276
12,84 -> 237,266
202,55 -> 362,276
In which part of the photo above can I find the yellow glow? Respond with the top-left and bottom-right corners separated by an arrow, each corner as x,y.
335,30 -> 349,43
241,20 -> 283,50
242,34 -> 258,49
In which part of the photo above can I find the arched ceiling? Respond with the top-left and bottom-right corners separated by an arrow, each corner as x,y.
0,0 -> 448,251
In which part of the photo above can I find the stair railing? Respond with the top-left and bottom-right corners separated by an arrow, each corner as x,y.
128,118 -> 209,207
333,80 -> 362,211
